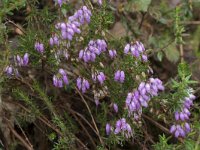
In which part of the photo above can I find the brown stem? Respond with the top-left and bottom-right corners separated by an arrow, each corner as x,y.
68,108 -> 98,136
70,110 -> 97,148
5,118 -> 33,150
179,44 -> 184,62
142,114 -> 184,143
75,87 -> 104,146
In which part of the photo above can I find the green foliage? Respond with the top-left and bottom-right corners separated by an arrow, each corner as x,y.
13,88 -> 41,116
165,42 -> 180,63
168,62 -> 196,112
0,0 -> 199,150
125,0 -> 151,12
0,0 -> 26,18
89,5 -> 114,36
174,6 -> 185,44
153,134 -> 175,150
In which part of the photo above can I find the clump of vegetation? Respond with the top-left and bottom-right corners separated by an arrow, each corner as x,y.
0,0 -> 200,150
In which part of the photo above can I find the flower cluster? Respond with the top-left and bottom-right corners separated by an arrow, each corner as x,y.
55,6 -> 91,41
114,70 -> 125,83
92,72 -> 106,85
15,53 -> 29,67
79,39 -> 107,63
49,35 -> 60,46
114,118 -> 133,138
5,53 -> 29,76
53,69 -> 69,88
125,78 -> 164,118
124,41 -> 148,62
170,123 -> 191,138
35,42 -> 44,53
105,118 -> 132,138
170,94 -> 195,138
108,49 -> 117,59
5,66 -> 19,76
76,77 -> 90,93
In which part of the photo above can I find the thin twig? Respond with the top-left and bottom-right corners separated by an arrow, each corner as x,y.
142,114 -> 170,134
15,120 -> 33,148
70,110 -> 97,148
75,87 -> 104,146
5,118 -> 33,150
5,18 -> 25,34
17,101 -> 88,149
68,108 -> 98,136
139,12 -> 147,30
17,103 -> 63,136
142,114 -> 184,143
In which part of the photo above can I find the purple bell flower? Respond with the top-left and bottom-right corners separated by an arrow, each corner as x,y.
106,123 -> 111,135
113,103 -> 118,113
114,70 -> 125,83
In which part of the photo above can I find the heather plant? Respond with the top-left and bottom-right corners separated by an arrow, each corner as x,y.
0,0 -> 200,150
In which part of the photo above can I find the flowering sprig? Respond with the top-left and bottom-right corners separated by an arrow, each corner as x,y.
170,94 -> 196,138
92,72 -> 106,85
79,39 -> 107,63
5,52 -> 29,77
124,41 -> 147,62
35,42 -> 44,53
114,118 -> 133,138
108,49 -> 117,59
53,69 -> 69,88
15,53 -> 29,67
49,35 -> 60,46
106,118 -> 133,139
54,6 -> 91,41
5,66 -> 19,76
76,77 -> 90,93
114,70 -> 125,83
125,78 -> 164,118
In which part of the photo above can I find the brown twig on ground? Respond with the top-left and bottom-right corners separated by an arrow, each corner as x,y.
142,118 -> 156,145
142,114 -> 170,134
15,120 -> 33,148
70,109 -> 97,148
5,118 -> 33,150
16,101 -> 88,149
16,103 -> 63,136
75,87 -> 104,146
142,114 -> 184,143
5,18 -> 25,34
68,108 -> 98,136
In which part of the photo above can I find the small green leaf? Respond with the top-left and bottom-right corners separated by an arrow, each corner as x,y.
134,0 -> 152,12
128,0 -> 152,12
178,62 -> 190,78
157,51 -> 163,61
165,43 -> 180,63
